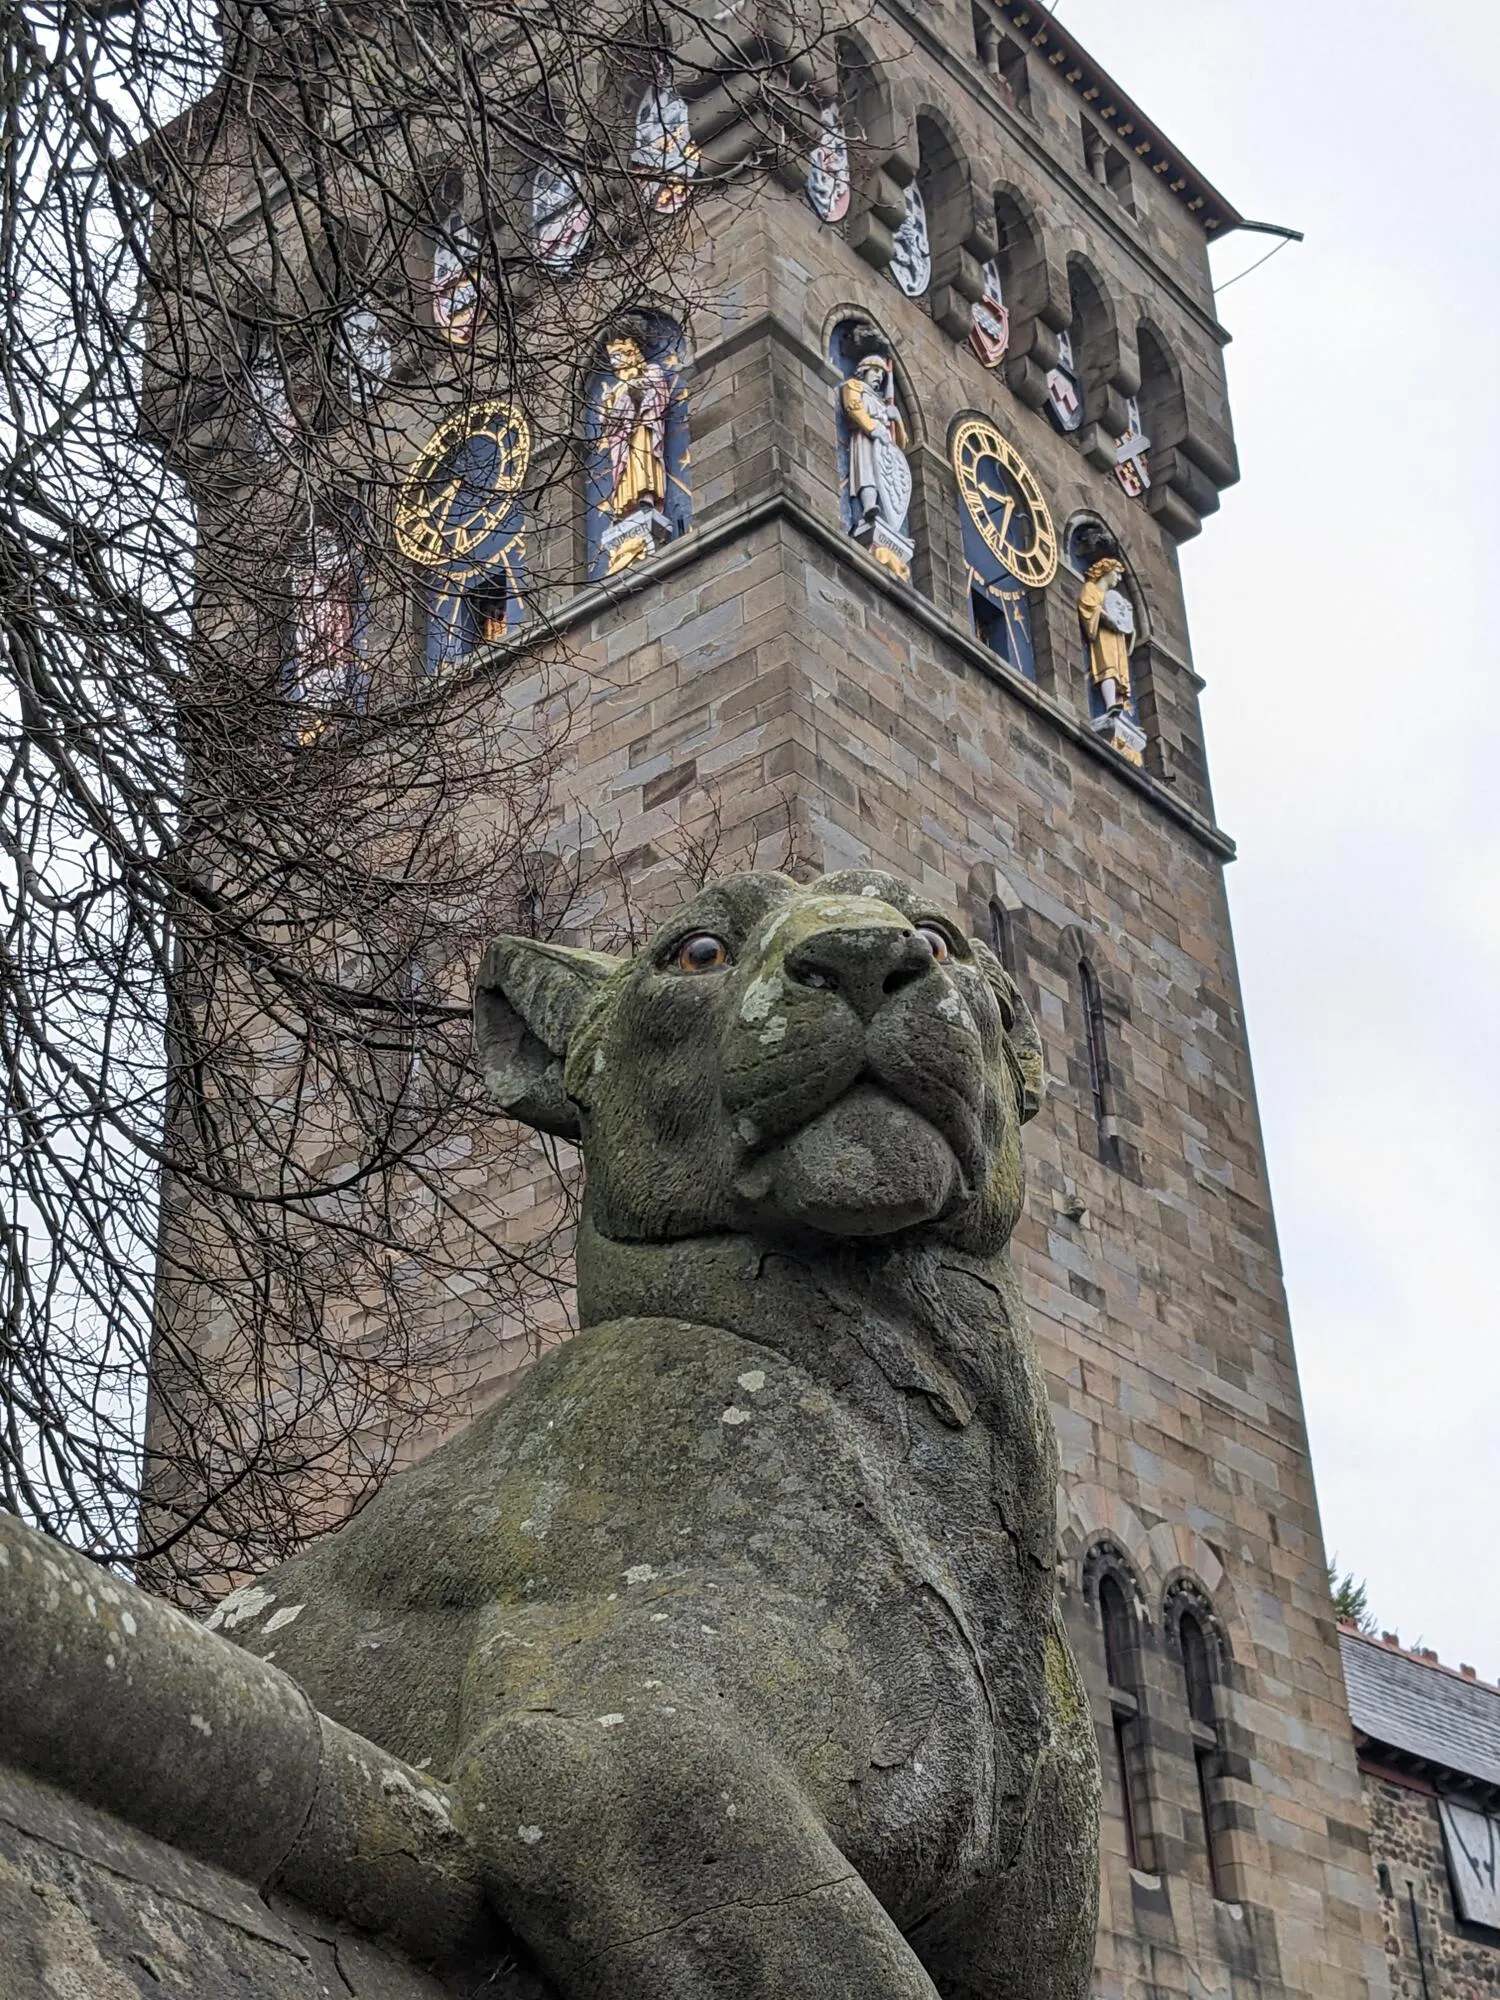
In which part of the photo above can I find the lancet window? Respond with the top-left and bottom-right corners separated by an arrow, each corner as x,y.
1097,1566 -> 1153,1873
988,899 -> 1011,972
1172,1592 -> 1235,1901
1079,954 -> 1113,1152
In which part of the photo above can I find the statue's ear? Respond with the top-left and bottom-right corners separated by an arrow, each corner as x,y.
474,937 -> 622,1140
971,940 -> 1046,1124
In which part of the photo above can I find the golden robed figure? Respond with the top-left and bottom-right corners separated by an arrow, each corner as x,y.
1077,556 -> 1135,713
599,337 -> 671,520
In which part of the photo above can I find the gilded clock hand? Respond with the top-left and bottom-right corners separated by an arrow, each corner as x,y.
975,482 -> 1016,541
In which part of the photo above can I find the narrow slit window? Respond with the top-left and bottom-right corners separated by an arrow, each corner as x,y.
1179,1608 -> 1232,1900
988,899 -> 1010,972
1079,956 -> 1112,1147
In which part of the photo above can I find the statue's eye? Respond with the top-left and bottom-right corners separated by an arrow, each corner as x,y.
914,924 -> 951,963
675,933 -> 731,974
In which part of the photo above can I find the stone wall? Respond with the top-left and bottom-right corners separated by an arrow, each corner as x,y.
1364,1771 -> 1500,2000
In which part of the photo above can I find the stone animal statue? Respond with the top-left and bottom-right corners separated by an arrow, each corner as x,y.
212,869 -> 1101,1999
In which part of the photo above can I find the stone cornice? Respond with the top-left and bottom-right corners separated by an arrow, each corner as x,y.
876,0 -> 1233,349
477,490 -> 1237,864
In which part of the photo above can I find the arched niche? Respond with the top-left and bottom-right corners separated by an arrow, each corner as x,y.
828,315 -> 916,583
966,184 -> 1045,374
836,32 -> 910,276
1136,320 -> 1188,458
584,313 -> 691,582
1061,517 -> 1151,770
1059,256 -> 1120,434
907,110 -> 991,338
993,187 -> 1046,321
1061,514 -> 1151,637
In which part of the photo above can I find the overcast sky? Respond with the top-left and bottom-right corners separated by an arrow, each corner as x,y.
1051,1 -> 1500,1676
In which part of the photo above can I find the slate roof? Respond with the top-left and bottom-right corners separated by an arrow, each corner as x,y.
1342,1629 -> 1500,1790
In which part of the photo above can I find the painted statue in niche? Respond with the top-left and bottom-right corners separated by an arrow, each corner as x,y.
889,181 -> 931,297
432,215 -> 481,343
806,102 -> 851,223
532,162 -> 591,271
394,399 -> 531,669
833,328 -> 914,582
632,75 -> 700,214
969,258 -> 1010,369
1112,394 -> 1151,498
588,323 -> 691,579
1078,554 -> 1146,766
1046,327 -> 1083,433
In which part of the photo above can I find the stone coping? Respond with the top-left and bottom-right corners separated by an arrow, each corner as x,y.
0,1509 -> 505,1974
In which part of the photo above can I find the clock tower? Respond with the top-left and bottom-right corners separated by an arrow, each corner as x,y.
145,4 -> 1387,1997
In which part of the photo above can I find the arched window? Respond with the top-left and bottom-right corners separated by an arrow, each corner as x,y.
836,35 -> 884,154
889,168 -> 932,299
1178,1606 -> 1233,1900
430,211 -> 482,345
630,68 -> 700,214
585,317 -> 691,580
968,191 -> 1042,373
1136,324 -> 1187,470
1098,1571 -> 1152,1872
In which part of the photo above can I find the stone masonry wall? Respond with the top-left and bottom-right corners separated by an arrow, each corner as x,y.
1365,1772 -> 1500,2000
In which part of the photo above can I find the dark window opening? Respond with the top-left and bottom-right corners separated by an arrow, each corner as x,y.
1099,1573 -> 1150,1873
988,898 -> 1010,972
972,7 -> 1029,110
1179,1608 -> 1232,1901
1080,119 -> 1134,213
469,586 -> 510,647
1105,147 -> 1135,213
1081,119 -> 1107,186
1079,955 -> 1117,1164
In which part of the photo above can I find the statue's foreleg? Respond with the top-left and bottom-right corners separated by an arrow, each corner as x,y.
454,1706 -> 939,2000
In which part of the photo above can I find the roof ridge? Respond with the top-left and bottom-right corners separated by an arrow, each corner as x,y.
1341,1624 -> 1500,1697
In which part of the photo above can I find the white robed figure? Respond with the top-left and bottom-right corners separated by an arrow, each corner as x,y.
838,354 -> 911,536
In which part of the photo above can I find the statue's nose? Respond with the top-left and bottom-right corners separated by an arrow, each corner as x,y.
784,925 -> 936,1023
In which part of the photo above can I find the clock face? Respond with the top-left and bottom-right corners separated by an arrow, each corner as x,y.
950,417 -> 1058,588
395,400 -> 531,579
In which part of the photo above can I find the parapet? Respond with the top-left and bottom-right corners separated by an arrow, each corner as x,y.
0,1509 -> 533,1998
